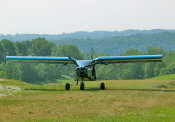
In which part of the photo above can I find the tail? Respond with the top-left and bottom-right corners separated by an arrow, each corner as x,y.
90,47 -> 93,60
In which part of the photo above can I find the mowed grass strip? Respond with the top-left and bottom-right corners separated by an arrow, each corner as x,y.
0,79 -> 175,121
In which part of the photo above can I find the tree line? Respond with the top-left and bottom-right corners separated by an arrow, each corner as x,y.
0,38 -> 174,84
53,32 -> 175,55
1,31 -> 175,55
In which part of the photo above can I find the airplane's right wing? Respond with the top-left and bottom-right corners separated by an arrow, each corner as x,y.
6,56 -> 74,65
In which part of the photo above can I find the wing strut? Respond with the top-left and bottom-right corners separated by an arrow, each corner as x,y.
68,56 -> 79,67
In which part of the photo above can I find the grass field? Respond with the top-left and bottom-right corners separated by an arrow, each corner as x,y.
1,77 -> 175,121
151,74 -> 175,80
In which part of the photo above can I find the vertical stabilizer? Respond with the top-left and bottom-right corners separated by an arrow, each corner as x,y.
90,47 -> 93,60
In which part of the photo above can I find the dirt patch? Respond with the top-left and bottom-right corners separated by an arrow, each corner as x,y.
0,84 -> 22,98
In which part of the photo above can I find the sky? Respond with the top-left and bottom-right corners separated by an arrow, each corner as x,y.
0,0 -> 175,34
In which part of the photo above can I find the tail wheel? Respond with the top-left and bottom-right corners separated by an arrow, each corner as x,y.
80,82 -> 85,90
100,82 -> 105,90
65,83 -> 70,90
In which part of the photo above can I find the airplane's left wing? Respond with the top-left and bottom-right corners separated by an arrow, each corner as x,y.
94,55 -> 163,64
6,56 -> 74,64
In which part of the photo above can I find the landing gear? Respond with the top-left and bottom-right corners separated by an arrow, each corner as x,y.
100,82 -> 105,90
80,82 -> 84,90
65,83 -> 70,90
80,77 -> 85,90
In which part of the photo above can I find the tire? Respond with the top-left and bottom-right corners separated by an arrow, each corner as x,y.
100,82 -> 105,90
80,82 -> 84,90
65,83 -> 70,90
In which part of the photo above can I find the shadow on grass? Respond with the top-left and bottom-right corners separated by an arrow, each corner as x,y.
25,89 -> 65,91
25,88 -> 175,92
25,87 -> 101,92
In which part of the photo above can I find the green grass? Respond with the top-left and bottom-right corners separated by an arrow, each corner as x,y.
20,75 -> 74,85
1,78 -> 175,121
151,74 -> 175,80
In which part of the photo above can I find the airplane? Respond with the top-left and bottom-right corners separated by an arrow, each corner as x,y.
6,48 -> 162,90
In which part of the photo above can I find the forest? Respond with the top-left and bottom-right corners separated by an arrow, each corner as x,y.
54,32 -> 175,54
0,38 -> 175,84
1,30 -> 175,55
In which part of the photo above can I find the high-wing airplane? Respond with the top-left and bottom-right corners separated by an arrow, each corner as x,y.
6,49 -> 162,90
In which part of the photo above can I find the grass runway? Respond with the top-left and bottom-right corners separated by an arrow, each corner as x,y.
0,78 -> 175,121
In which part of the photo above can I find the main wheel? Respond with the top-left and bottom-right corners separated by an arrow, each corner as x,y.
65,83 -> 70,90
80,82 -> 84,90
100,82 -> 105,90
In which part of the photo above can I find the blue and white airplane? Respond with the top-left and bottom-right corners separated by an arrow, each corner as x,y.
6,49 -> 162,90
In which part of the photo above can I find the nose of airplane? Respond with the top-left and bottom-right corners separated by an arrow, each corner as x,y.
77,67 -> 85,70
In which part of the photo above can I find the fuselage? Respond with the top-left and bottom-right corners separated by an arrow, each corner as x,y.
75,60 -> 96,81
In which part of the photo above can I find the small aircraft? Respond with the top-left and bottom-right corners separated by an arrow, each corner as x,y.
6,48 -> 162,90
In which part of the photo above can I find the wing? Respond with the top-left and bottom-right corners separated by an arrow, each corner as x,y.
6,56 -> 74,64
94,55 -> 163,64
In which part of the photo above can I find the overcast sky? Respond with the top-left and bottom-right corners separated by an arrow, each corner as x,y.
0,0 -> 175,34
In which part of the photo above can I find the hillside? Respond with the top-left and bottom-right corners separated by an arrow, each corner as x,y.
1,29 -> 174,41
151,74 -> 175,80
54,32 -> 175,54
1,30 -> 175,55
